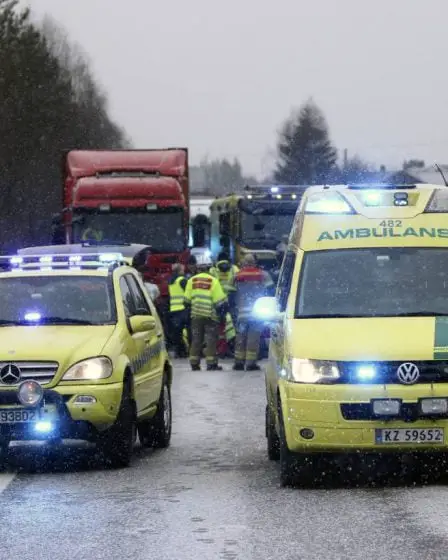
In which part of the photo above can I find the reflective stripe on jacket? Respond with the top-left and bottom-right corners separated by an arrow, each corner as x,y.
168,276 -> 186,312
184,272 -> 227,322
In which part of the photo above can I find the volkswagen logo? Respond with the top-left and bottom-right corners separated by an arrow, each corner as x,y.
0,363 -> 21,385
396,362 -> 420,384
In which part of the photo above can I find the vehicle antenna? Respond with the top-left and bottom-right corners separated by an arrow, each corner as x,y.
434,163 -> 448,186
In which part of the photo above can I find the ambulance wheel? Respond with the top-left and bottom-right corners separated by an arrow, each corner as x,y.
266,405 -> 280,461
278,402 -> 314,488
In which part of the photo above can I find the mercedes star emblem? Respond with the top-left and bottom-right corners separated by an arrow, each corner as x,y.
0,363 -> 22,385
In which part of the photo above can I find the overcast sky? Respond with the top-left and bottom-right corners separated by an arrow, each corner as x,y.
26,0 -> 448,177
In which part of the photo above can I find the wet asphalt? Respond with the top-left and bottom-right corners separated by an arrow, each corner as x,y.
0,359 -> 448,559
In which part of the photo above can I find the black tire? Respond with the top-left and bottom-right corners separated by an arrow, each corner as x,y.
99,378 -> 136,468
278,405 -> 298,487
138,375 -> 172,449
278,404 -> 315,488
0,441 -> 9,471
266,404 -> 280,461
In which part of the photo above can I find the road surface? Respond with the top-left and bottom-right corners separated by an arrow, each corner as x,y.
0,359 -> 447,560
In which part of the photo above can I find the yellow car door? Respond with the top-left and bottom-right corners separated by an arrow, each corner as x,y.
123,274 -> 162,408
119,275 -> 153,415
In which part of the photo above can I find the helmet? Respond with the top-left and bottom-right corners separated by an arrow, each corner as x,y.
196,253 -> 213,270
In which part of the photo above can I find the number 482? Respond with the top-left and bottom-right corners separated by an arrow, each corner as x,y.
379,220 -> 402,227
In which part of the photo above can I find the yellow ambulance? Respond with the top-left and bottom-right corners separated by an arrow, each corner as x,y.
255,183 -> 448,486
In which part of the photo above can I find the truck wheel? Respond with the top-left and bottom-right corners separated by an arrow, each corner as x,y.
266,405 -> 280,461
138,376 -> 172,449
99,379 -> 136,468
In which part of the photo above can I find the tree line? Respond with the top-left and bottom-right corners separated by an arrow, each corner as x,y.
0,0 -> 130,252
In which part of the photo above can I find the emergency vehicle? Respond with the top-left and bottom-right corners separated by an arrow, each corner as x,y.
0,252 -> 172,468
255,183 -> 448,486
209,185 -> 308,271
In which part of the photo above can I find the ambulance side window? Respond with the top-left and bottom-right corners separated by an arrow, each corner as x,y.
277,251 -> 295,312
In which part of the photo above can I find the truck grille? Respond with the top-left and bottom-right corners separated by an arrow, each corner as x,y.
0,361 -> 59,386
339,361 -> 448,384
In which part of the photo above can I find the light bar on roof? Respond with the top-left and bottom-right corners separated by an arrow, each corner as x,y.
1,252 -> 125,271
305,191 -> 355,214
244,184 -> 304,200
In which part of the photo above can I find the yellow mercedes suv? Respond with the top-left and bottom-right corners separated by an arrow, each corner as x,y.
0,251 -> 172,468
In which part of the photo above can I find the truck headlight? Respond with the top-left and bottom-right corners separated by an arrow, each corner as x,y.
289,359 -> 340,384
62,357 -> 113,381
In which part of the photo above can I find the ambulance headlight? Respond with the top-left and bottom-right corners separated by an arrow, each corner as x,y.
372,399 -> 401,416
419,398 -> 448,416
289,359 -> 340,384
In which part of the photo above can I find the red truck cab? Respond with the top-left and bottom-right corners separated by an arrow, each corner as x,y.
54,148 -> 190,301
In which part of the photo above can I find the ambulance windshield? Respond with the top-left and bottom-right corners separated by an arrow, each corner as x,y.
296,247 -> 448,318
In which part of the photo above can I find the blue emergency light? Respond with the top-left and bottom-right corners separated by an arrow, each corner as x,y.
1,253 -> 126,272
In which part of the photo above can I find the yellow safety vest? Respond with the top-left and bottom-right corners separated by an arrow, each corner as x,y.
224,313 -> 236,341
184,272 -> 227,322
168,276 -> 186,312
210,261 -> 239,294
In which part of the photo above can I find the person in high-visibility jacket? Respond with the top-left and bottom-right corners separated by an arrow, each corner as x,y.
210,252 -> 239,296
184,262 -> 228,371
168,263 -> 188,358
233,253 -> 275,371
210,251 -> 239,355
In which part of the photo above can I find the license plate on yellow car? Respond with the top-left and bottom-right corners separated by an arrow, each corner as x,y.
0,408 -> 41,423
375,428 -> 444,444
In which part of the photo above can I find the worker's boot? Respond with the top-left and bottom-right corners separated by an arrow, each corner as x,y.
246,363 -> 261,371
206,363 -> 223,371
190,363 -> 201,371
233,361 -> 245,371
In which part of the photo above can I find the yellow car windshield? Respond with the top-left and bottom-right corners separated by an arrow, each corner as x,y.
0,276 -> 116,326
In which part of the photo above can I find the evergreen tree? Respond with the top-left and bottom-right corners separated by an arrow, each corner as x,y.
274,99 -> 337,185
0,1 -> 130,251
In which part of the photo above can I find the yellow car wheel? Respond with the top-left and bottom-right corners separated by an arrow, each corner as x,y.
99,379 -> 136,468
138,376 -> 172,449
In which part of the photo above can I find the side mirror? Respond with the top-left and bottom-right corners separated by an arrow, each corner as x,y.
252,297 -> 282,322
129,315 -> 156,334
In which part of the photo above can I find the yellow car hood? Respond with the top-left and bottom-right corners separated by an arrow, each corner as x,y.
0,325 -> 116,371
289,317 -> 440,361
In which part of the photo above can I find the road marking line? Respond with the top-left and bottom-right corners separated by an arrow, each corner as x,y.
0,474 -> 15,494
